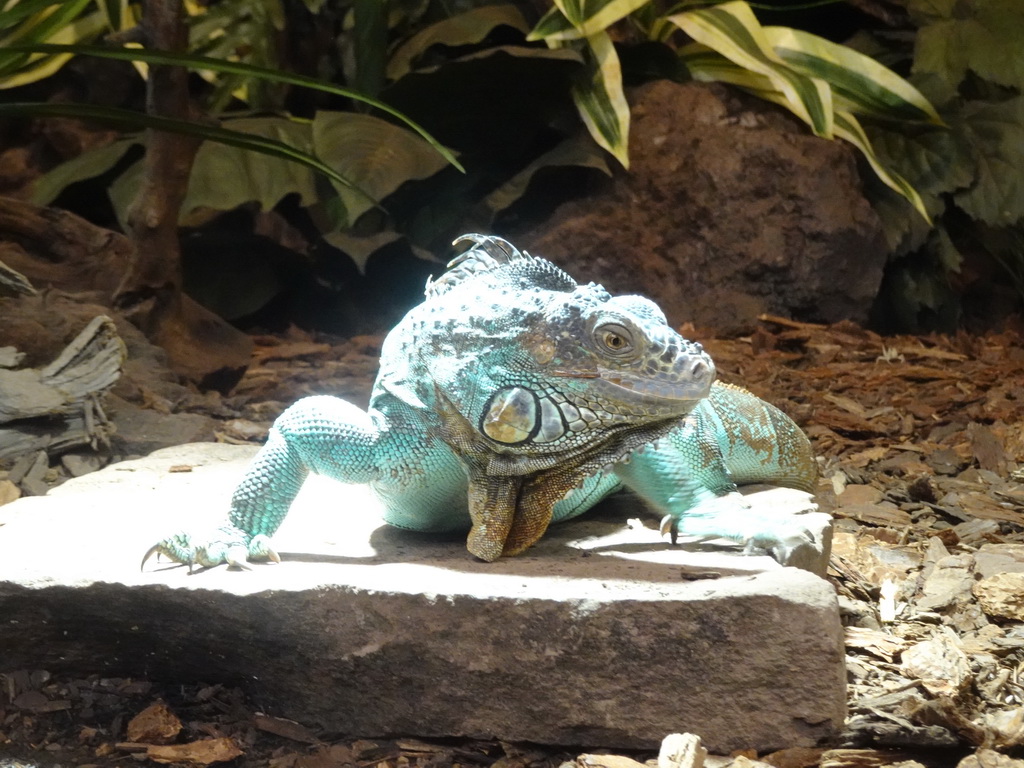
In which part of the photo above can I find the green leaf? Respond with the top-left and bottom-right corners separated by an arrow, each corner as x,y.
106,118 -> 324,228
528,5 -> 577,41
681,46 -> 932,221
0,0 -> 99,85
187,0 -> 287,111
30,138 -> 139,205
482,134 -> 611,219
3,42 -> 463,172
904,0 -> 956,22
954,96 -> 1024,226
312,111 -> 452,224
563,31 -> 630,168
96,0 -> 130,31
529,0 -> 650,42
865,122 -> 973,197
914,6 -> 1024,93
0,102 -> 372,198
321,231 -> 430,274
832,111 -> 930,223
0,0 -> 67,31
388,5 -> 530,79
764,26 -> 942,125
382,44 -> 582,154
668,1 -> 833,137
182,117 -> 322,220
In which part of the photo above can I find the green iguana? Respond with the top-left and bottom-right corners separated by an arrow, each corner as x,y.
144,234 -> 818,570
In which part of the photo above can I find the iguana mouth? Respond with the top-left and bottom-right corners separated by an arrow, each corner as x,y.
597,368 -> 713,402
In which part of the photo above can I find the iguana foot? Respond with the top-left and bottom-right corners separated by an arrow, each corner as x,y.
659,493 -> 827,571
141,527 -> 280,573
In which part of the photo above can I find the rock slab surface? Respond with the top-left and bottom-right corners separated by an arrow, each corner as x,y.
0,443 -> 844,753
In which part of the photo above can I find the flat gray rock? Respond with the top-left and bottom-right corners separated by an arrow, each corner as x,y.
0,443 -> 844,753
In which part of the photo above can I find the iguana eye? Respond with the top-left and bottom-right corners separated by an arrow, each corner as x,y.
595,323 -> 634,355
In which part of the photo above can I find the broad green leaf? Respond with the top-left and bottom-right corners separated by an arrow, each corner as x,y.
954,96 -> 1024,226
0,102 -> 370,198
668,2 -> 832,137
31,138 -> 139,205
564,31 -> 630,168
4,43 -> 463,171
183,117 -> 322,219
107,117 -> 323,228
389,5 -> 530,79
312,111 -> 451,224
765,26 -> 942,125
482,134 -> 611,219
903,0 -> 956,22
530,0 -> 650,42
912,20 -> 964,88
381,44 -> 582,153
321,231 -> 430,274
928,225 -> 962,274
865,122 -> 973,197
832,111 -> 930,223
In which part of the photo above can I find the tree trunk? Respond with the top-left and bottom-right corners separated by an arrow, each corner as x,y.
117,0 -> 194,339
111,0 -> 253,389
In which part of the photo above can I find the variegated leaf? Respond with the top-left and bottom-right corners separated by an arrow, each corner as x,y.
833,110 -> 931,222
564,31 -> 630,168
668,1 -> 832,137
765,26 -> 943,125
529,0 -> 649,42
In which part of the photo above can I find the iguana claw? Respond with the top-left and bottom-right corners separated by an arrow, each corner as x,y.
659,514 -> 679,545
141,529 -> 280,573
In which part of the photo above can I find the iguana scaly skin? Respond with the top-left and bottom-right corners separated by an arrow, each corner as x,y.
144,235 -> 817,570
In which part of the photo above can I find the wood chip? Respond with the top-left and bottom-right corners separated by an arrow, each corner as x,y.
145,737 -> 243,765
126,700 -> 182,744
900,629 -> 971,696
974,572 -> 1024,621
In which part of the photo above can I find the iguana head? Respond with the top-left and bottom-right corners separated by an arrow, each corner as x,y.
397,234 -> 716,560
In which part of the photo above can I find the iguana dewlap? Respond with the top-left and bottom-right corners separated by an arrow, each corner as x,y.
145,235 -> 818,570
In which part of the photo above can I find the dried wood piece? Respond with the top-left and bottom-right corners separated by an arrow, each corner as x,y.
126,700 -> 182,744
845,626 -> 906,662
144,737 -> 242,765
820,748 -> 924,767
0,315 -> 125,461
900,628 -> 971,696
0,250 -> 36,297
957,749 -> 1024,768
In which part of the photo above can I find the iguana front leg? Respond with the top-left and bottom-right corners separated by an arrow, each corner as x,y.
614,389 -> 822,566
143,395 -> 388,571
